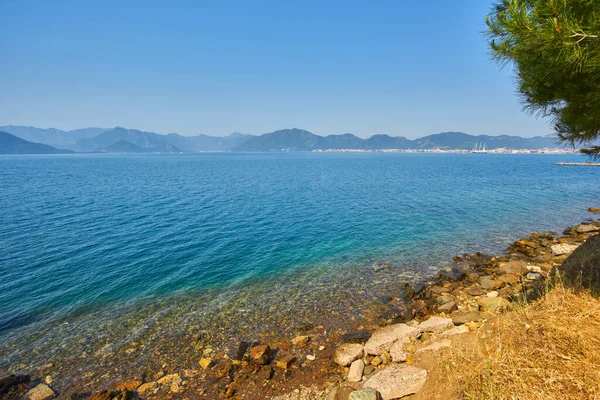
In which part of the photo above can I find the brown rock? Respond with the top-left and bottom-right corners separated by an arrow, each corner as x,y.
276,355 -> 296,369
452,311 -> 482,325
589,207 -> 600,213
497,274 -> 520,286
291,335 -> 310,347
479,276 -> 503,290
466,287 -> 487,296
437,301 -> 457,313
477,297 -> 512,313
116,380 -> 142,391
26,384 -> 55,400
0,374 -> 30,399
137,382 -> 158,394
87,391 -> 115,400
249,344 -> 271,365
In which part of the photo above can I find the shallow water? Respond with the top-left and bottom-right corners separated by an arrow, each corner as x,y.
0,152 -> 598,387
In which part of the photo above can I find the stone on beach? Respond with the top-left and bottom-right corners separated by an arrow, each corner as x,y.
348,388 -> 382,400
199,357 -> 213,369
347,359 -> 365,382
249,344 -> 271,365
574,223 -> 600,233
439,324 -> 470,336
389,340 -> 408,362
116,380 -> 142,391
364,364 -> 427,400
452,311 -> 482,325
551,243 -> 579,256
291,335 -> 310,347
477,297 -> 512,313
137,382 -> 158,394
364,324 -> 419,355
416,339 -> 451,353
26,384 -> 55,400
156,373 -> 181,386
334,343 -> 364,366
437,301 -> 457,313
276,355 -> 296,369
416,316 -> 454,333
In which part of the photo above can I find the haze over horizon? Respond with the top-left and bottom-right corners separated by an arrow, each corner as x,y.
1,1 -> 553,139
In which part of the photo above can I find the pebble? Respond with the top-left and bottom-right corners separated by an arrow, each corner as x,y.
306,355 -> 316,361
347,359 -> 364,382
25,384 -> 55,400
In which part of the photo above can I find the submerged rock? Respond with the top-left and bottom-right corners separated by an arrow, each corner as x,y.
26,384 -> 55,400
0,374 -> 30,398
249,344 -> 271,365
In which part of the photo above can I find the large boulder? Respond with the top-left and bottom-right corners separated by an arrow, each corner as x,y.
557,234 -> 600,292
364,364 -> 427,400
364,324 -> 419,355
333,343 -> 364,366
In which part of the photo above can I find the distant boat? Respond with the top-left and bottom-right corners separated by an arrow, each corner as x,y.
472,142 -> 488,154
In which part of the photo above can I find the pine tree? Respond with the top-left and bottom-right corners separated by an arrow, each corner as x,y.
486,0 -> 600,157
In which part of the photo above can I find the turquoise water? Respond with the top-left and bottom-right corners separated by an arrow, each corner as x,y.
0,152 -> 599,379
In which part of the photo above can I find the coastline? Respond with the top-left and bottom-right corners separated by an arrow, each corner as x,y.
2,215 -> 599,399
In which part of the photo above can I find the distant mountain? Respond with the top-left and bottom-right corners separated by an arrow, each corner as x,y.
104,140 -> 144,153
0,131 -> 72,154
0,125 -> 107,150
3,125 -> 255,152
75,127 -> 182,153
234,129 -> 320,151
233,129 -> 560,151
413,131 -> 559,150
2,125 -> 562,153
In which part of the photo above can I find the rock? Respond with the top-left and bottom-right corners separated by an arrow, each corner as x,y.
452,311 -> 482,325
348,388 -> 382,400
497,274 -> 520,286
498,260 -> 528,275
439,325 -> 470,336
26,384 -> 55,400
486,291 -> 499,298
364,364 -> 427,400
87,390 -> 115,400
157,373 -> 181,386
527,265 -> 543,274
230,341 -> 249,360
551,243 -> 579,256
291,335 -> 310,347
348,359 -> 365,382
477,297 -> 512,313
416,339 -> 451,353
589,207 -> 600,213
437,301 -> 457,313
479,277 -> 503,290
389,340 -> 408,362
257,366 -> 274,380
249,344 -> 271,365
380,351 -> 391,365
116,380 -> 142,391
333,343 -> 364,366
574,223 -> 599,233
371,356 -> 382,366
225,382 -> 237,398
558,233 -> 600,291
416,316 -> 454,333
306,354 -> 316,361
137,382 -> 158,394
364,324 -> 419,355
112,391 -> 135,400
434,295 -> 454,305
342,330 -> 372,344
526,272 -> 544,280
0,374 -> 30,398
276,355 -> 296,369
466,287 -> 487,296
199,357 -> 213,369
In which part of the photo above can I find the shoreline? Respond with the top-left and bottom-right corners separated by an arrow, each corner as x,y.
2,216 -> 600,399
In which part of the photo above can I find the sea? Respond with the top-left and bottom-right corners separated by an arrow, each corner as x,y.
0,152 -> 599,388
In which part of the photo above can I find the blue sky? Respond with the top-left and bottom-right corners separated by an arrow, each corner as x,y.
0,1 -> 553,138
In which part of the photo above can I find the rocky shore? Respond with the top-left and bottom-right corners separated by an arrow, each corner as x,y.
1,220 -> 599,400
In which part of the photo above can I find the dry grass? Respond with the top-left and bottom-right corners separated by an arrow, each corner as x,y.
448,284 -> 600,400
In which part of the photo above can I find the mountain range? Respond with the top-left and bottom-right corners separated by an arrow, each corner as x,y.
0,125 -> 562,154
0,131 -> 72,154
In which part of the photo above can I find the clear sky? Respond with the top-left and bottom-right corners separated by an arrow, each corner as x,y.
0,0 -> 553,138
